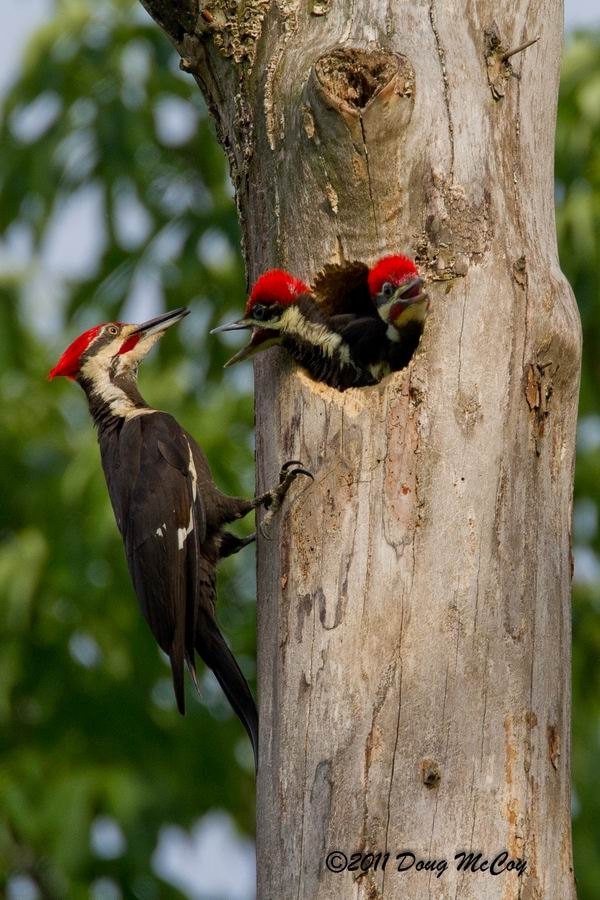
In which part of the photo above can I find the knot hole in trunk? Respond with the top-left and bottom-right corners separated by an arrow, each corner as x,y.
313,47 -> 413,115
303,47 -> 415,258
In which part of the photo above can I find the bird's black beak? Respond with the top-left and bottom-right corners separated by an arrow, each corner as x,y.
223,328 -> 281,367
211,318 -> 254,334
130,307 -> 190,337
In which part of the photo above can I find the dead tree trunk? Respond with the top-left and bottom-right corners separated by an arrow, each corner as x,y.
141,2 -> 579,897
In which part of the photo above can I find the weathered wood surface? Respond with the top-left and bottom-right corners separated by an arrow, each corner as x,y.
141,1 -> 579,897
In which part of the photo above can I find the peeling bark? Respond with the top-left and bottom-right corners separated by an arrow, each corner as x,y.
140,1 -> 579,897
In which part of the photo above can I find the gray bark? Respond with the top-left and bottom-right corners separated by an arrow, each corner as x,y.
140,1 -> 580,897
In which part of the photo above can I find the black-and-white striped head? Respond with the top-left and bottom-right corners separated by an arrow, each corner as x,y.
49,308 -> 189,416
211,269 -> 311,367
49,308 -> 189,383
368,255 -> 428,335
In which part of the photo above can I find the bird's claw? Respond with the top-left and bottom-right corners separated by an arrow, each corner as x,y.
259,460 -> 313,539
278,460 -> 314,489
279,459 -> 304,474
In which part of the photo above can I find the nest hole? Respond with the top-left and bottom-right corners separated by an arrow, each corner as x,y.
312,259 -> 426,386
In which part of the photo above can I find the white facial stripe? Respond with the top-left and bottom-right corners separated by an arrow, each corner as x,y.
81,347 -> 137,417
80,335 -> 161,419
122,331 -> 163,366
379,298 -> 428,339
177,438 -> 198,550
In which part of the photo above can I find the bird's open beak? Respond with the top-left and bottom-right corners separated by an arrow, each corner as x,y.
373,276 -> 429,335
223,328 -> 281,367
211,318 -> 254,334
393,276 -> 427,305
130,307 -> 190,337
376,277 -> 429,324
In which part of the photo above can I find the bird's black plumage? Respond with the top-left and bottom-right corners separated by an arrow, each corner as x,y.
280,296 -> 384,390
311,261 -> 426,378
98,409 -> 260,758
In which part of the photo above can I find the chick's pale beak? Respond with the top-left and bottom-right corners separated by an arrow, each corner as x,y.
395,276 -> 426,303
224,328 -> 280,368
131,307 -> 190,337
211,318 -> 254,334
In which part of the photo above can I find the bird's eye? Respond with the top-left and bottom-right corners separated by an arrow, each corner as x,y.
382,282 -> 395,298
107,325 -> 119,336
252,304 -> 267,321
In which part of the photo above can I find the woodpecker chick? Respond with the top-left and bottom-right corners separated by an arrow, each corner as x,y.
368,255 -> 429,369
49,308 -> 312,767
212,269 -> 387,390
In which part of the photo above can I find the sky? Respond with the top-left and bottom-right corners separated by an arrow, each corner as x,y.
1,1 -> 598,898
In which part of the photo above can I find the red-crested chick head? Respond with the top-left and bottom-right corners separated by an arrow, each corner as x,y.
245,269 -> 310,315
368,255 -> 419,299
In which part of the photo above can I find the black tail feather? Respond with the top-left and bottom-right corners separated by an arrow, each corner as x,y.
170,613 -> 187,715
170,650 -> 186,715
196,611 -> 259,770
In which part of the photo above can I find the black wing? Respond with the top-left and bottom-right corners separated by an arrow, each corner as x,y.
311,260 -> 375,318
107,412 -> 206,713
101,413 -> 258,760
334,314 -> 388,370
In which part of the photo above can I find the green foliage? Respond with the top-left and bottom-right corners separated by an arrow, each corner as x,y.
1,1 -> 599,896
556,31 -> 600,900
557,32 -> 600,414
0,1 -> 256,896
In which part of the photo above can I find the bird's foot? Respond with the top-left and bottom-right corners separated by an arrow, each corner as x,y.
259,460 -> 313,540
219,530 -> 256,559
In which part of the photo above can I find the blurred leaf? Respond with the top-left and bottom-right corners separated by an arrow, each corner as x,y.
0,1 -> 255,896
557,30 -> 600,900
1,3 -> 599,899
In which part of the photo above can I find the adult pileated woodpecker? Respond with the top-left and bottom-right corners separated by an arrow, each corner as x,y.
49,308 -> 311,766
213,258 -> 428,390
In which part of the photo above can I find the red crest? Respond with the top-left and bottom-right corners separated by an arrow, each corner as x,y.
48,325 -> 104,380
367,255 -> 418,298
246,269 -> 310,313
